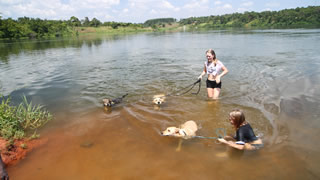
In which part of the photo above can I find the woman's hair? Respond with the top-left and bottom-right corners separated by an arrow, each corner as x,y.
229,109 -> 246,129
206,49 -> 216,60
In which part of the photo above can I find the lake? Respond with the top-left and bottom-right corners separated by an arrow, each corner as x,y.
1,29 -> 320,179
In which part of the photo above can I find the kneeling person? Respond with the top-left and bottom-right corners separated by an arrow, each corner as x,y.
218,109 -> 263,150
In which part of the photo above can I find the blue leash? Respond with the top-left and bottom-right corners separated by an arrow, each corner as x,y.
193,136 -> 219,139
192,128 -> 226,140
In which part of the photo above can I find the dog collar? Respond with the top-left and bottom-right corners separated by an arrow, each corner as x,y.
179,129 -> 187,136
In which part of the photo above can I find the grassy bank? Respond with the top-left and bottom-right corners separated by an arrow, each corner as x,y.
0,95 -> 52,166
74,26 -> 153,35
0,95 -> 52,142
73,23 -> 183,36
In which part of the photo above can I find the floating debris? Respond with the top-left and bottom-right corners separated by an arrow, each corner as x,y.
80,141 -> 94,148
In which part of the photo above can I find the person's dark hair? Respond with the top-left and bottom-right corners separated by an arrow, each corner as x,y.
206,49 -> 216,60
229,109 -> 246,129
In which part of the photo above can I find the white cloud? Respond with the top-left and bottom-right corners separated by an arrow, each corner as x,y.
162,0 -> 174,9
223,4 -> 232,9
70,0 -> 120,9
262,8 -> 272,11
0,0 -> 120,21
183,0 -> 209,9
237,8 -> 249,12
128,0 -> 154,10
266,2 -> 280,8
124,0 -> 181,21
161,0 -> 180,11
241,1 -> 253,7
214,1 -> 222,5
104,14 -> 113,19
212,2 -> 234,15
123,8 -> 129,13
0,0 -> 24,5
81,0 -> 120,6
150,9 -> 157,14
0,0 -> 313,23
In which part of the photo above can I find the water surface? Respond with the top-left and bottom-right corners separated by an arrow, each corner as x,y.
1,29 -> 320,179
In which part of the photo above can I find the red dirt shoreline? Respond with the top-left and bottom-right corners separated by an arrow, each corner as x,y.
0,137 -> 48,166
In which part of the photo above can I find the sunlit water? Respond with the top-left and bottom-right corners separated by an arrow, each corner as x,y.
1,29 -> 320,179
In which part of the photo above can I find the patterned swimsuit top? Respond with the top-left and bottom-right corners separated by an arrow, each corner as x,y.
205,60 -> 224,76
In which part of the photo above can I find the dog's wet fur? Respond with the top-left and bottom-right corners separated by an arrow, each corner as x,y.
102,94 -> 128,107
161,120 -> 198,139
153,94 -> 166,105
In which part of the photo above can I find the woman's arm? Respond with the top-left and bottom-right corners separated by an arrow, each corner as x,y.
198,66 -> 207,79
218,138 -> 245,150
219,65 -> 228,78
223,135 -> 235,141
215,64 -> 228,83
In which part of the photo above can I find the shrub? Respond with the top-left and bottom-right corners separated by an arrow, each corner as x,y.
0,95 -> 52,140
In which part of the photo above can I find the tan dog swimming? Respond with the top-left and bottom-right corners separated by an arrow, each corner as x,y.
153,94 -> 166,105
161,120 -> 198,139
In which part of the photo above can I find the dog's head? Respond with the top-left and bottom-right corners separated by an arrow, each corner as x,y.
102,98 -> 114,107
153,95 -> 166,105
161,127 -> 180,136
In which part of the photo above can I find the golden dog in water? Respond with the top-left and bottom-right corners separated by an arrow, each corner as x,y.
161,120 -> 198,152
153,94 -> 166,105
161,120 -> 198,139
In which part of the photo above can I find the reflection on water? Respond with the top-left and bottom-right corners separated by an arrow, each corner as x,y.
1,29 -> 320,179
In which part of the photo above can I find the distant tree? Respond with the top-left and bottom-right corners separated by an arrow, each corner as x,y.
110,22 -> 120,29
82,17 -> 90,27
90,18 -> 101,27
179,6 -> 320,28
69,16 -> 81,27
144,18 -> 176,27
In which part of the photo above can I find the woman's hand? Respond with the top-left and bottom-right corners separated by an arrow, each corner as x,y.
215,75 -> 221,83
218,138 -> 227,144
198,75 -> 203,80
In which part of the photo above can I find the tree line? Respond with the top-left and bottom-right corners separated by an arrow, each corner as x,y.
0,6 -> 319,39
180,6 -> 320,28
0,16 -> 144,39
144,18 -> 177,27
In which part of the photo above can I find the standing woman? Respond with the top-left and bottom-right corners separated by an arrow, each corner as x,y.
198,49 -> 228,100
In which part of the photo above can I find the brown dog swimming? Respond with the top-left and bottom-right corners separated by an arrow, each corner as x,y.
102,94 -> 128,107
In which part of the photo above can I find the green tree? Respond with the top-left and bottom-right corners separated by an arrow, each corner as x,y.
69,16 -> 81,27
90,18 -> 101,27
144,18 -> 176,27
82,17 -> 90,27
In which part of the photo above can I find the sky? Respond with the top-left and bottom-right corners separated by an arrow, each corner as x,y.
1,0 -> 319,23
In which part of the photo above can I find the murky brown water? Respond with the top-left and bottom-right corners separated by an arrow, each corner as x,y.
1,29 -> 320,179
